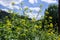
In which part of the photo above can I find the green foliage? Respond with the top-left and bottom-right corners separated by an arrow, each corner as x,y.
0,4 -> 59,40
44,4 -> 58,26
44,4 -> 58,31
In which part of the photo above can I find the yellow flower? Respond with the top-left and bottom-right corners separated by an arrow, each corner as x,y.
45,11 -> 49,14
11,2 -> 15,5
39,26 -> 42,29
48,29 -> 52,32
22,19 -> 25,22
47,33 -> 51,36
25,29 -> 28,32
58,37 -> 60,40
7,23 -> 12,26
47,32 -> 54,36
34,25 -> 39,29
32,28 -> 36,32
50,32 -> 53,34
21,19 -> 26,25
58,35 -> 60,40
24,7 -> 28,11
22,22 -> 25,25
16,27 -> 22,32
21,33 -> 26,36
6,20 -> 12,27
49,23 -> 53,27
32,18 -> 36,22
34,25 -> 42,29
49,16 -> 52,19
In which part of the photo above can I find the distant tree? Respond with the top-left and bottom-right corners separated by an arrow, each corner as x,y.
44,4 -> 58,30
0,10 -> 12,19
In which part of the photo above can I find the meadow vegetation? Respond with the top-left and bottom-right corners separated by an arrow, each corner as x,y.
0,3 -> 59,40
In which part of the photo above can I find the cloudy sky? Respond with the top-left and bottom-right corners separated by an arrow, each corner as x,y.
0,0 -> 58,19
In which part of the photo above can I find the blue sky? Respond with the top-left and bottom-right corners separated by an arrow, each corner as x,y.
0,0 -> 58,19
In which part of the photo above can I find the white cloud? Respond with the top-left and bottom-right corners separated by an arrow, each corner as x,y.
26,13 -> 37,18
41,0 -> 57,3
23,6 -> 40,12
29,7 -> 40,11
23,6 -> 41,19
24,6 -> 29,8
13,6 -> 20,9
29,0 -> 38,4
25,13 -> 41,19
8,5 -> 14,9
0,0 -> 23,9
1,9 -> 8,12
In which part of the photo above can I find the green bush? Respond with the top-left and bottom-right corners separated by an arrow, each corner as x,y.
0,12 -> 59,40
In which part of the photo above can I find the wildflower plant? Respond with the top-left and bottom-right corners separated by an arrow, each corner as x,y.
0,2 -> 59,40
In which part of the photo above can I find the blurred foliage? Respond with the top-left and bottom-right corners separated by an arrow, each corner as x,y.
0,4 -> 59,40
44,4 -> 58,31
